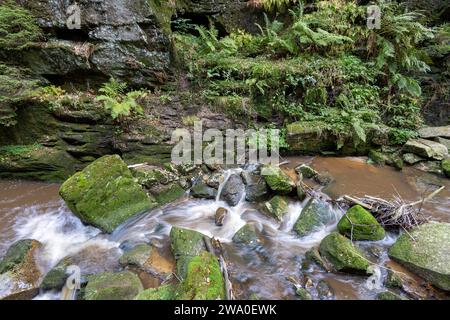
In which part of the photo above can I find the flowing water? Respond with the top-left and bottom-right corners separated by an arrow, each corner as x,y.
0,157 -> 449,300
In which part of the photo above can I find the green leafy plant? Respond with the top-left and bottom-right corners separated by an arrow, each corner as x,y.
96,78 -> 144,126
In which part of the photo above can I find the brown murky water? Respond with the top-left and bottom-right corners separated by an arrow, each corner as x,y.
0,157 -> 449,300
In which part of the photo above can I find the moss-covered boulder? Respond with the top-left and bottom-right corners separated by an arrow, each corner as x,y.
337,205 -> 385,241
170,227 -> 207,278
84,271 -> 143,300
319,232 -> 370,274
261,165 -> 294,195
294,199 -> 334,237
442,158 -> 450,177
59,155 -> 154,233
135,284 -> 175,300
0,239 -> 42,300
174,251 -> 225,300
388,222 -> 450,291
368,149 -> 387,165
263,195 -> 288,221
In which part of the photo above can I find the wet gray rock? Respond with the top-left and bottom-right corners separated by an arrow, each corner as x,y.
220,174 -> 244,206
418,126 -> 450,139
403,138 -> 448,160
191,182 -> 217,200
403,153 -> 424,165
242,172 -> 269,202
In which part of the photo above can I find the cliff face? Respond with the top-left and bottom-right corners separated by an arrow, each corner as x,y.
15,0 -> 172,87
9,0 -> 259,87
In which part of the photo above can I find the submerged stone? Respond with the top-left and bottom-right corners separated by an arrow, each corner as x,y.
263,195 -> 289,221
294,199 -> 334,238
319,232 -> 370,274
84,271 -> 143,300
337,205 -> 385,241
232,223 -> 260,246
388,222 -> 450,291
59,155 -> 154,233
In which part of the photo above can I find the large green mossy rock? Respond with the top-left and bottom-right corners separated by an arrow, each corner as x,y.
319,232 -> 370,274
388,222 -> 450,291
84,271 -> 143,300
337,205 -> 385,241
135,284 -> 175,300
261,165 -> 294,195
174,251 -> 225,300
0,239 -> 42,300
294,199 -> 334,237
170,227 -> 206,278
263,195 -> 288,221
59,155 -> 154,233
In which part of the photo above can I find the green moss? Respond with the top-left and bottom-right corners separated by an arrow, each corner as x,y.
368,149 -> 387,165
170,227 -> 206,278
59,155 -> 154,233
175,251 -> 225,300
337,205 -> 385,241
262,165 -> 294,194
153,183 -> 186,205
0,1 -> 41,50
135,284 -> 176,300
319,232 -> 370,274
442,158 -> 450,177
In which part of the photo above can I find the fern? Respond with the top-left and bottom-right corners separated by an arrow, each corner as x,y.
96,78 -> 144,125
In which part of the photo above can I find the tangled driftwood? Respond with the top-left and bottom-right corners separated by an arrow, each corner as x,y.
340,186 -> 445,230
